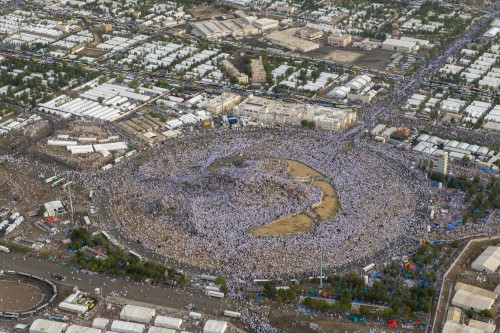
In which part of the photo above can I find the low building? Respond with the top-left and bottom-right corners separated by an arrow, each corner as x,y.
43,200 -> 66,216
471,246 -> 500,273
221,59 -> 249,84
446,307 -> 461,323
204,93 -> 242,114
234,95 -> 356,131
275,5 -> 295,14
452,289 -> 495,312
252,18 -> 279,31
295,28 -> 323,41
327,33 -> 352,47
250,57 -> 266,83
265,30 -> 320,52
30,319 -> 67,333
382,38 -> 419,53
100,24 -> 113,33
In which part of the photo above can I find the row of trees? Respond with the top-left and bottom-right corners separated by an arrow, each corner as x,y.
70,228 -> 188,285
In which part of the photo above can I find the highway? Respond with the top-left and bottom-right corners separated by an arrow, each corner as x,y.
0,252 -> 227,312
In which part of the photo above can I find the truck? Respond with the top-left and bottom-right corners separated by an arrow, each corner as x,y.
223,310 -> 241,318
44,176 -> 58,184
206,291 -> 224,299
83,216 -> 91,226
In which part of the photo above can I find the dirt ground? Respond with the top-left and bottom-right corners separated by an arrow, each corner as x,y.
0,118 -> 52,154
77,48 -> 108,58
250,159 -> 338,235
249,212 -> 313,236
309,47 -> 394,71
188,6 -> 232,19
330,12 -> 349,25
0,280 -> 43,311
269,307 -> 415,333
284,159 -> 323,178
322,49 -> 362,64
28,119 -> 118,170
311,180 -> 339,221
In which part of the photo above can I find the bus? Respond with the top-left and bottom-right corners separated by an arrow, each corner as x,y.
129,250 -> 143,261
51,178 -> 65,188
363,263 -> 375,274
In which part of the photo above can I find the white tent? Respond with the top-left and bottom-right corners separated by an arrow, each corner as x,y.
120,305 -> 156,324
66,325 -> 103,333
442,321 -> 484,333
455,282 -> 497,299
111,320 -> 145,333
469,319 -> 496,333
148,327 -> 176,333
452,289 -> 495,312
92,318 -> 110,329
203,320 -> 228,333
153,316 -> 183,330
30,319 -> 68,333
471,246 -> 500,274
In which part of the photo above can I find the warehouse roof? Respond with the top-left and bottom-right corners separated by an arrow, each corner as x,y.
455,282 -> 497,299
452,289 -> 494,311
469,319 -> 496,333
66,325 -> 103,333
30,319 -> 68,333
446,307 -> 461,323
471,246 -> 500,274
203,320 -> 228,333
442,321 -> 484,333
119,304 -> 156,323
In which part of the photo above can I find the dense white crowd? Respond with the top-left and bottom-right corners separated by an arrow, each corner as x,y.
85,128 -> 432,281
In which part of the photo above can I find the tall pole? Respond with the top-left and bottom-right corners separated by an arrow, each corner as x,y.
320,238 -> 323,289
66,171 -> 74,224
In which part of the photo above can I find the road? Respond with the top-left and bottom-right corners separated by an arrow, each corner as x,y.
0,252 -> 227,313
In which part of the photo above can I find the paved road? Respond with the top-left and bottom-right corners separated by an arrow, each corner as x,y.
0,252 -> 227,313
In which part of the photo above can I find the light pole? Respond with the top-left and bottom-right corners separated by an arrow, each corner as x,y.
319,238 -> 323,289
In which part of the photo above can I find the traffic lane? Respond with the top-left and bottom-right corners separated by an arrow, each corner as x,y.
0,252 -> 223,311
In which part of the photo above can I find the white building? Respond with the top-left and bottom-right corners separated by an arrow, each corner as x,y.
471,246 -> 500,274
30,319 -> 67,333
382,38 -> 419,53
119,305 -> 156,324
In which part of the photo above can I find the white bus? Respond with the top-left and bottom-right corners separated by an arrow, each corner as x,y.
363,263 -> 375,274
129,250 -> 143,261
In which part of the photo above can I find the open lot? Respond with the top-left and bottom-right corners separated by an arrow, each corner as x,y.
249,212 -> 313,236
0,280 -> 44,311
188,6 -> 232,20
0,116 -> 52,154
29,119 -> 118,170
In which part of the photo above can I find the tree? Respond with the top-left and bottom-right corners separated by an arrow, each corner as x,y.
301,119 -> 316,129
128,80 -> 140,89
97,96 -> 105,104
